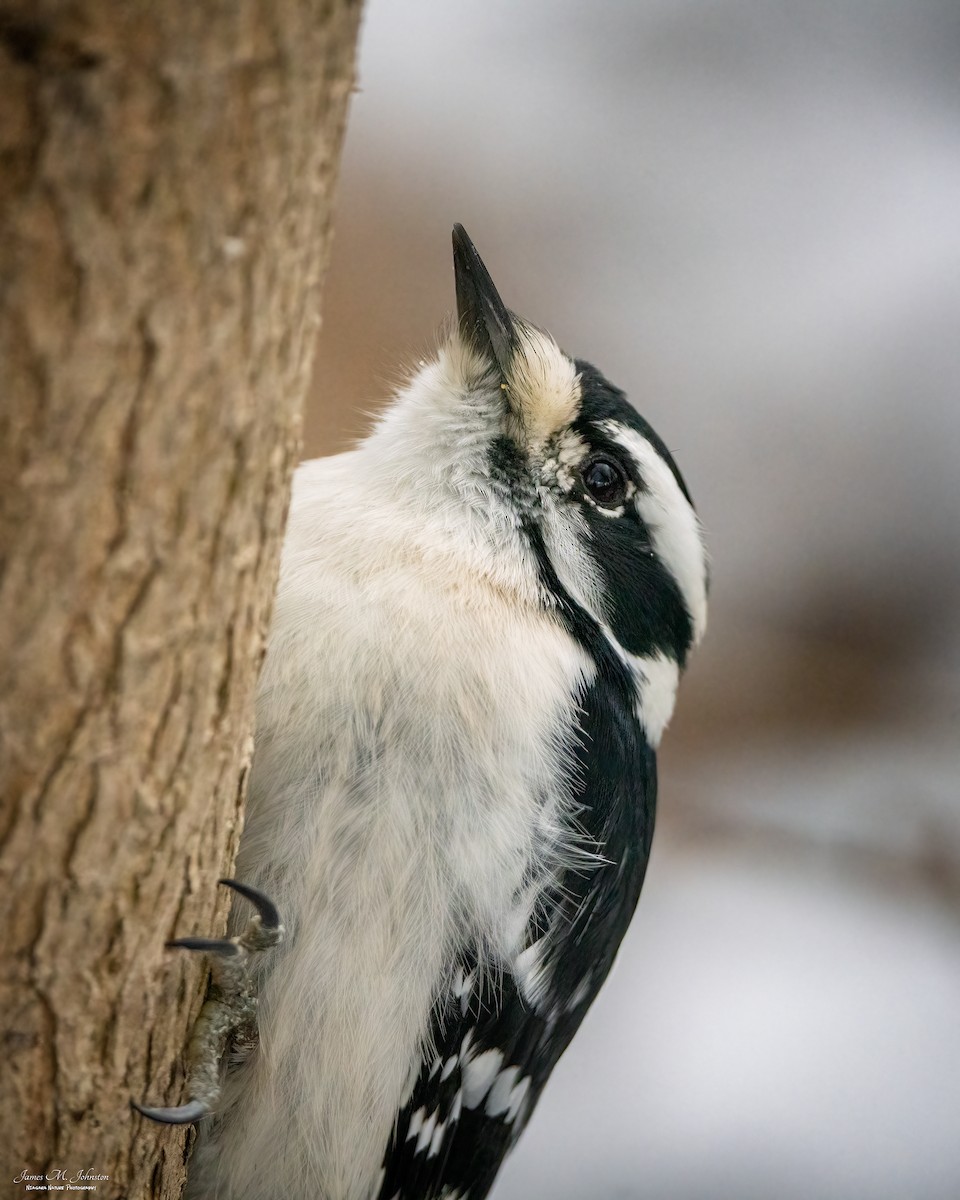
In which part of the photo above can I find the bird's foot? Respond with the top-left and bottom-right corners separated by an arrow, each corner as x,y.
132,878 -> 283,1125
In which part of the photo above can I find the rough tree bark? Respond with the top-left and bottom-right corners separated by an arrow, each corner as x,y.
0,2 -> 363,1196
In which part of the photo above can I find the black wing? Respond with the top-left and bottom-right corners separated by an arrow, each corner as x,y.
378,673 -> 655,1200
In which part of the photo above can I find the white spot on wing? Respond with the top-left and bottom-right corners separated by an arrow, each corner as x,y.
415,1109 -> 437,1154
428,1116 -> 447,1158
461,1048 -> 503,1109
406,1107 -> 425,1142
486,1066 -> 520,1117
507,1075 -> 531,1122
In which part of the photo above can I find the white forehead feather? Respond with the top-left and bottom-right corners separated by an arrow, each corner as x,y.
604,422 -> 708,646
506,328 -> 580,449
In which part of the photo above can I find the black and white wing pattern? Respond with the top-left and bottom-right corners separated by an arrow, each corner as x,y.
378,671 -> 656,1200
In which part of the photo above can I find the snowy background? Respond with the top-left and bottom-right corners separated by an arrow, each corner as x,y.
306,2 -> 960,1196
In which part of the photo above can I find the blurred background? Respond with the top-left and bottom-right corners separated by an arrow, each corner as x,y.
307,2 -> 960,1196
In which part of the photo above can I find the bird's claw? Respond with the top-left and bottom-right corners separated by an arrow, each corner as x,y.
133,878 -> 283,1126
130,1098 -> 209,1125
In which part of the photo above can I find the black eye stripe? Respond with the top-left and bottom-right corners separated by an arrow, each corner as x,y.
573,360 -> 694,507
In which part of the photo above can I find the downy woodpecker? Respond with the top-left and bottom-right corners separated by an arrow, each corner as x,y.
137,225 -> 708,1200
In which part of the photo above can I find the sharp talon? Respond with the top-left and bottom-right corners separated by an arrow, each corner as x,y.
167,936 -> 241,955
219,878 -> 282,931
132,1098 -> 208,1125
138,881 -> 282,1136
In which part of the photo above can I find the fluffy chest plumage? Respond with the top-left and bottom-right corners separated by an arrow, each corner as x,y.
196,460 -> 597,1200
247,468 -> 598,951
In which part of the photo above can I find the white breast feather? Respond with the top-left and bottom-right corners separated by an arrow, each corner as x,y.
185,446 -> 594,1200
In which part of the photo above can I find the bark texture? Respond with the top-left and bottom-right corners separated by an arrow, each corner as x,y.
0,2 -> 363,1195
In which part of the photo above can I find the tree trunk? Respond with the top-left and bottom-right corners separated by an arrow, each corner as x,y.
0,2 -> 363,1195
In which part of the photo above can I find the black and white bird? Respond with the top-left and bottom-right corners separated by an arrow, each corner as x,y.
138,226 -> 708,1200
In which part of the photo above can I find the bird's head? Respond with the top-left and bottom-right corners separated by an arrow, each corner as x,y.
368,225 -> 707,738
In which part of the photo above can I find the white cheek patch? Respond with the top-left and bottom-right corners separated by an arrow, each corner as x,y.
539,500 -> 608,628
538,429 -> 611,627
603,423 -> 708,646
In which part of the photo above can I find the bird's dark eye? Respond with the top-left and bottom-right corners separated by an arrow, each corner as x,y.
582,455 -> 628,507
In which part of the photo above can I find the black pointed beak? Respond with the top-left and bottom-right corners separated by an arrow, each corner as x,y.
452,224 -> 516,377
